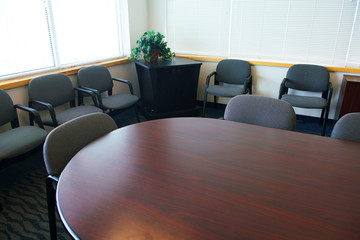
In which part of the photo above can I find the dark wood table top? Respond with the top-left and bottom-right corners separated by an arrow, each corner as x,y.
57,117 -> 360,240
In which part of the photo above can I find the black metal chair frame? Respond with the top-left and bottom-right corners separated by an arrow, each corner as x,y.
279,76 -> 333,136
202,60 -> 252,117
29,87 -> 99,127
78,77 -> 140,121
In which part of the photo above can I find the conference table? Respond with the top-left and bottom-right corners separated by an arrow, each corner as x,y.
56,117 -> 360,240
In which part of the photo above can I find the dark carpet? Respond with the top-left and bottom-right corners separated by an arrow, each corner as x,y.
0,105 -> 335,239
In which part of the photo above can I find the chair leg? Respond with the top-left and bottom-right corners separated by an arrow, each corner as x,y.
134,105 -> 140,122
202,92 -> 208,117
214,96 -> 218,109
46,178 -> 57,240
320,108 -> 325,125
321,107 -> 330,136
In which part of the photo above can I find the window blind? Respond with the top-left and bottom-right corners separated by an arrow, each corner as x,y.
167,0 -> 231,56
51,0 -> 122,66
0,0 -> 128,79
0,0 -> 54,77
166,0 -> 360,68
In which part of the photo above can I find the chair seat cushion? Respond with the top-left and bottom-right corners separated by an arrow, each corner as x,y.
102,94 -> 139,110
281,94 -> 327,108
0,126 -> 48,160
207,85 -> 245,97
43,105 -> 102,125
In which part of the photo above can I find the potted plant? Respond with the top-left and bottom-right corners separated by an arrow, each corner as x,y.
129,30 -> 175,63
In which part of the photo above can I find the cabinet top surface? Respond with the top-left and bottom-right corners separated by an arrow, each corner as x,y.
344,75 -> 360,83
134,57 -> 202,69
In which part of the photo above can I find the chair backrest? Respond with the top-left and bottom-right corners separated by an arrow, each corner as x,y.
43,113 -> 117,177
77,65 -> 113,93
285,64 -> 329,92
224,95 -> 296,131
330,113 -> 360,142
0,89 -> 17,126
28,73 -> 75,109
215,59 -> 251,85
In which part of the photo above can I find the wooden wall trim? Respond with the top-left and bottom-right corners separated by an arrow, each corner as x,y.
1,54 -> 360,90
177,54 -> 360,74
0,57 -> 131,90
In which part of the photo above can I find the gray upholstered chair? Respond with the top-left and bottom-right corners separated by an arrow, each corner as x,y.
43,112 -> 117,240
224,95 -> 296,131
279,64 -> 332,136
331,113 -> 360,142
28,73 -> 103,127
77,65 -> 140,121
0,89 -> 47,167
202,59 -> 252,116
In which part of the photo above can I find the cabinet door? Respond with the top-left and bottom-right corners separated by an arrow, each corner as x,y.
153,65 -> 200,112
337,76 -> 360,119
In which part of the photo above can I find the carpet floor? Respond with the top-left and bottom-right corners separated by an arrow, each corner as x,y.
0,164 -> 71,240
0,106 -> 335,239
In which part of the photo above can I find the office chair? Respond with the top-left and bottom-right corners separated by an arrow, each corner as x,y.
279,64 -> 332,136
28,73 -> 102,127
0,89 -> 47,168
224,95 -> 296,131
0,89 -> 47,211
330,113 -> 360,142
77,65 -> 140,121
202,59 -> 252,116
43,112 -> 118,240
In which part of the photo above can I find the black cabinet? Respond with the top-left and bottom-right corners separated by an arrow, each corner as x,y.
336,75 -> 360,119
135,57 -> 202,119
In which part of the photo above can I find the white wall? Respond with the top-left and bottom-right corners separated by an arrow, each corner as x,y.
145,0 -> 349,120
1,0 -> 354,134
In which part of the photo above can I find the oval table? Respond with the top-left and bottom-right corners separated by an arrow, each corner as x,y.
57,117 -> 360,240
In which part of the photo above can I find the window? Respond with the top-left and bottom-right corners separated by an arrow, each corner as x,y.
166,0 -> 360,68
0,0 -> 129,79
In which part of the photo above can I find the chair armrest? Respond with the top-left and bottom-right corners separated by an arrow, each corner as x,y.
205,71 -> 216,88
48,175 -> 59,183
77,87 -> 103,109
278,78 -> 288,99
78,86 -> 101,95
243,74 -> 253,94
29,100 -> 58,126
327,82 -> 333,105
112,78 -> 135,95
328,82 -> 333,93
14,104 -> 45,129
74,87 -> 99,107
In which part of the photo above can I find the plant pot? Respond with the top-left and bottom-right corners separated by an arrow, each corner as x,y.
149,49 -> 160,62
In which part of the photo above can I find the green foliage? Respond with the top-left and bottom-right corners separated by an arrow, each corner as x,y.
129,30 -> 175,62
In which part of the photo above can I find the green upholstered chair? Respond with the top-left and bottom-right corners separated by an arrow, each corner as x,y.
331,113 -> 360,142
0,89 -> 47,167
43,112 -> 117,240
77,65 -> 140,121
202,59 -> 252,116
0,89 -> 47,212
279,64 -> 332,136
224,95 -> 296,131
28,73 -> 102,127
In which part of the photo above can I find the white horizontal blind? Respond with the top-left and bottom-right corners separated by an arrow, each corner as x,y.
0,0 -> 127,79
167,0 -> 231,56
166,0 -> 360,68
346,0 -> 360,68
51,0 -> 122,66
0,0 -> 54,77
